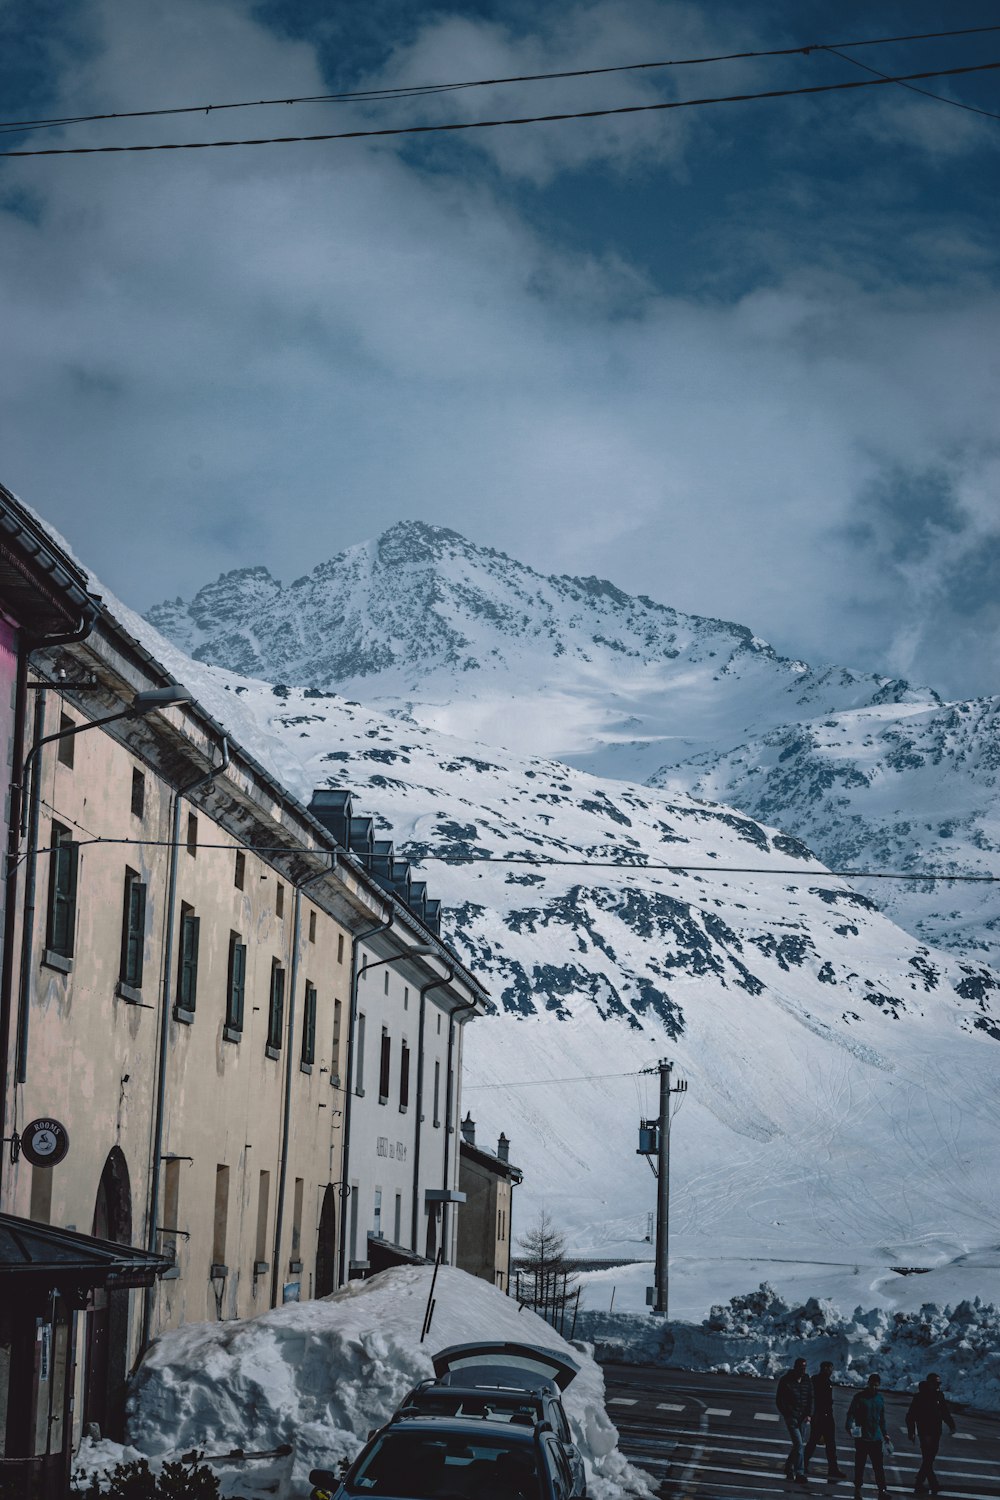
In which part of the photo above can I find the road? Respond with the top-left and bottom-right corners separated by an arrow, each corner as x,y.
602,1364 -> 1000,1498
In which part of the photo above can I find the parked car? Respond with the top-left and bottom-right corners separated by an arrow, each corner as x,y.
424,1341 -> 586,1496
308,1413 -> 586,1499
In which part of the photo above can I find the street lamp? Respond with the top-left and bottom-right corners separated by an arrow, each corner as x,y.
337,940 -> 438,1285
20,683 -> 193,837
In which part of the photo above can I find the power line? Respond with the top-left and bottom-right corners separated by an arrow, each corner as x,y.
1,23 -> 997,138
408,852 -> 1000,883
21,829 -> 1000,885
4,59 -> 999,158
825,43 -> 1000,120
466,1069 -> 644,1089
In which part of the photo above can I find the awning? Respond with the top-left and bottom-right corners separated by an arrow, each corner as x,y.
0,1213 -> 170,1295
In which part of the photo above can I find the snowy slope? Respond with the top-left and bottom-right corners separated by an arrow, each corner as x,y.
654,698 -> 1000,966
92,582 -> 1000,1318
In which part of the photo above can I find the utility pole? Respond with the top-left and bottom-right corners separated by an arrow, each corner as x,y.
637,1057 -> 687,1317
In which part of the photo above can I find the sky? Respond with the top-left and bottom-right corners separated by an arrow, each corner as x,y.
1,0 -> 999,698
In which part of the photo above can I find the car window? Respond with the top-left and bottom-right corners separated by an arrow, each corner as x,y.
547,1399 -> 571,1443
351,1430 -> 542,1499
540,1436 -> 573,1500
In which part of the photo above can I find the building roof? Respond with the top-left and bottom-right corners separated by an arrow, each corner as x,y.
459,1138 -> 524,1184
0,483 -> 99,637
0,1213 -> 169,1292
0,482 -> 488,1009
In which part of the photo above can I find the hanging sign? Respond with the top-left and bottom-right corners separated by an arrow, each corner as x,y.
21,1117 -> 70,1168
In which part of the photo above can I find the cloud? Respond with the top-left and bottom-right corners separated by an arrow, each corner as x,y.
0,0 -> 998,700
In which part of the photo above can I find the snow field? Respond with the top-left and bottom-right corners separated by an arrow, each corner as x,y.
574,1282 -> 1000,1414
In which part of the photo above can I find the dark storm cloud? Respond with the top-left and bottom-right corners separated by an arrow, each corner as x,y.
1,0 -> 999,699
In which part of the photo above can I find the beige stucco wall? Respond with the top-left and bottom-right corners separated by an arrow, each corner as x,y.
3,685 -> 352,1349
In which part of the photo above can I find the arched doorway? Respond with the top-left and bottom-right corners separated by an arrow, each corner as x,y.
84,1148 -> 132,1440
315,1185 -> 337,1297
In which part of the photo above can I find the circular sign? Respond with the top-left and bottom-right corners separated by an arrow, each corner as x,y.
21,1117 -> 70,1168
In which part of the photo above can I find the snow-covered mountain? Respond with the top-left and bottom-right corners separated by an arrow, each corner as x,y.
148,521 -> 930,779
148,522 -> 1000,968
101,576 -> 1000,1316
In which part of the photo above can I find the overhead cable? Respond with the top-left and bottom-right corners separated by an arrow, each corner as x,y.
824,43 -> 1000,120
1,23 -> 997,138
3,59 -> 999,158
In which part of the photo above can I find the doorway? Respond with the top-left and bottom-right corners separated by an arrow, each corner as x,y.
315,1185 -> 337,1298
83,1149 -> 132,1441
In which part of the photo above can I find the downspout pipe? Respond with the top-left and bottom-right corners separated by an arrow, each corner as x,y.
141,737 -> 229,1354
1,615 -> 94,1192
410,966 -> 452,1254
270,854 -> 335,1310
336,910 -> 393,1286
441,991 -> 479,1263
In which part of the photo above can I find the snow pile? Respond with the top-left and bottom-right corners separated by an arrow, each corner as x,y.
577,1283 -> 1000,1412
105,1266 -> 653,1499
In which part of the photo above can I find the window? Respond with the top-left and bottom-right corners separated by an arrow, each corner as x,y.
373,1188 -> 382,1239
275,881 -> 284,918
355,1013 -> 366,1094
393,1193 -> 402,1245
383,969 -> 389,995
176,903 -> 200,1016
291,1178 -> 304,1259
333,998 -> 342,1060
308,909 -> 316,943
403,986 -> 409,1011
225,932 -> 246,1037
437,1013 -> 442,1035
186,811 -> 197,856
255,1171 -> 270,1270
301,982 -> 317,1067
234,850 -> 245,890
399,1042 -> 410,1110
433,1059 -> 441,1126
119,868 -> 147,990
57,713 -> 75,767
131,768 -> 145,819
46,822 -> 78,960
266,960 -> 285,1055
379,1029 -> 391,1102
337,933 -> 344,964
212,1166 -> 229,1268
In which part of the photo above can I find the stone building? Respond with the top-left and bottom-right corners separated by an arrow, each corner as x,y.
456,1114 -> 523,1293
0,484 -> 487,1486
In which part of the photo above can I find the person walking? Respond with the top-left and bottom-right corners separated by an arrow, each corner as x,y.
906,1372 -> 956,1495
846,1374 -> 890,1499
776,1356 -> 814,1487
804,1360 -> 845,1481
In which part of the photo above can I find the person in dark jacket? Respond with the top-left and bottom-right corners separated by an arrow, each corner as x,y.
845,1374 -> 889,1499
804,1361 -> 844,1480
776,1357 -> 814,1487
906,1373 -> 956,1494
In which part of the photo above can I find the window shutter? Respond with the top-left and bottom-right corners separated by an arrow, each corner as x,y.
123,876 -> 146,987
179,912 -> 200,1010
233,941 -> 246,1031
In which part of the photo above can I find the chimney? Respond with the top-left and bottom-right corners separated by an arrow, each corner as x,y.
497,1133 -> 510,1163
461,1112 -> 476,1146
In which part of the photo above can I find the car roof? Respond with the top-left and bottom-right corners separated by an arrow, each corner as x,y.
376,1414 -> 538,1445
407,1383 -> 547,1403
432,1342 -> 580,1392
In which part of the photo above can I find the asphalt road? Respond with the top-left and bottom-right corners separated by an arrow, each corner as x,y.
602,1364 -> 1000,1499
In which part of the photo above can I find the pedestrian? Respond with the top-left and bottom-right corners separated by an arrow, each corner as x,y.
906,1372 -> 956,1495
804,1360 -> 845,1481
776,1356 -> 814,1487
845,1374 -> 890,1499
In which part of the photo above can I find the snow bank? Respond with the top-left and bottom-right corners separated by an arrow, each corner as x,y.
577,1283 -> 1000,1412
88,1266 -> 652,1499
